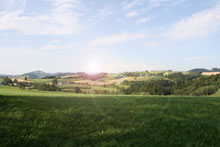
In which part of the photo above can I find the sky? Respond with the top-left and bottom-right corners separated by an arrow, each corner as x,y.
0,0 -> 220,74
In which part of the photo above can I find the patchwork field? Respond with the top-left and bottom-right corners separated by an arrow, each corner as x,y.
1,86 -> 220,146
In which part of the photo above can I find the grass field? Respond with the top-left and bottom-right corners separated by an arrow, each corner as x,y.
0,86 -> 84,97
29,79 -> 53,84
59,84 -> 117,94
213,89 -> 220,96
1,86 -> 220,146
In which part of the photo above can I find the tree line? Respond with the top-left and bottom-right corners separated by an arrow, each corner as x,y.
2,77 -> 59,91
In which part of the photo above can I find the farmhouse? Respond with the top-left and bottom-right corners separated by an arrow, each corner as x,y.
11,79 -> 33,84
11,79 -> 33,87
119,75 -> 124,79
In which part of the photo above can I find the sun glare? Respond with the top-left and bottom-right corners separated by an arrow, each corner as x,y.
88,62 -> 100,73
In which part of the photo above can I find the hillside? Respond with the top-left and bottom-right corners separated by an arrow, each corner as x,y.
22,70 -> 51,79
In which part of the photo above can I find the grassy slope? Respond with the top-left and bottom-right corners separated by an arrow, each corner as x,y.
1,86 -> 220,146
213,89 -> 220,96
0,85 -> 85,97
29,78 -> 79,84
29,79 -> 53,84
59,84 -> 91,89
59,84 -> 117,93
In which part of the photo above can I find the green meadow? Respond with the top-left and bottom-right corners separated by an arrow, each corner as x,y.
1,86 -> 220,146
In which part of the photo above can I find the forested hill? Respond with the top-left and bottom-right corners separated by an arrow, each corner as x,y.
122,73 -> 220,96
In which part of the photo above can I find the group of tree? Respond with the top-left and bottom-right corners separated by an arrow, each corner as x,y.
121,80 -> 175,95
34,83 -> 60,91
122,73 -> 220,96
34,78 -> 60,91
42,76 -> 57,79
3,77 -> 13,85
2,77 -> 30,89
2,77 -> 60,91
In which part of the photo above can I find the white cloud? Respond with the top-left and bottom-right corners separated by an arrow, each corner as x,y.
0,0 -> 116,35
86,5 -> 114,25
149,0 -> 186,8
0,0 -> 83,35
126,10 -> 140,17
42,40 -> 76,50
122,0 -> 147,18
136,16 -> 153,24
123,0 -> 141,10
164,3 -> 220,40
91,32 -> 148,46
123,0 -> 186,18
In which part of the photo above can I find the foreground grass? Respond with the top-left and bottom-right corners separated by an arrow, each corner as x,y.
1,86 -> 220,146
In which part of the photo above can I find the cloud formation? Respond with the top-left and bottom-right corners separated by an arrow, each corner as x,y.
165,3 -> 220,40
149,0 -> 186,8
122,0 -> 141,10
136,16 -> 153,25
0,0 -> 83,35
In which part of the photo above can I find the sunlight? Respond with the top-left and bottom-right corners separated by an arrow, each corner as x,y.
87,62 -> 100,73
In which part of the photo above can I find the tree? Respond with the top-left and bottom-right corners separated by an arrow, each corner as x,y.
52,78 -> 58,85
74,87 -> 81,93
19,82 -> 27,89
3,77 -> 12,85
14,79 -> 18,84
24,77 -> 28,81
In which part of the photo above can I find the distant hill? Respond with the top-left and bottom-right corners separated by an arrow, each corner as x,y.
0,74 -> 14,78
52,72 -> 75,77
22,71 -> 76,79
189,68 -> 220,73
189,68 -> 210,73
22,70 -> 51,79
211,68 -> 220,72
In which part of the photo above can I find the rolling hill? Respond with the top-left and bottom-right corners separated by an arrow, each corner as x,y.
22,71 -> 75,79
189,68 -> 210,73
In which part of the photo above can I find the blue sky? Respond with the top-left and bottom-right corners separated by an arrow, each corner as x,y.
0,0 -> 220,74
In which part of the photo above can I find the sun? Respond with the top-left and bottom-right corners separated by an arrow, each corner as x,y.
88,62 -> 100,73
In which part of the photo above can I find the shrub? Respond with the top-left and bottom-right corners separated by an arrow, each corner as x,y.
192,86 -> 219,96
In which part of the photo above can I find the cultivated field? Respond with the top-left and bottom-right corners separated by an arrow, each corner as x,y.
1,86 -> 220,146
202,72 -> 220,76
